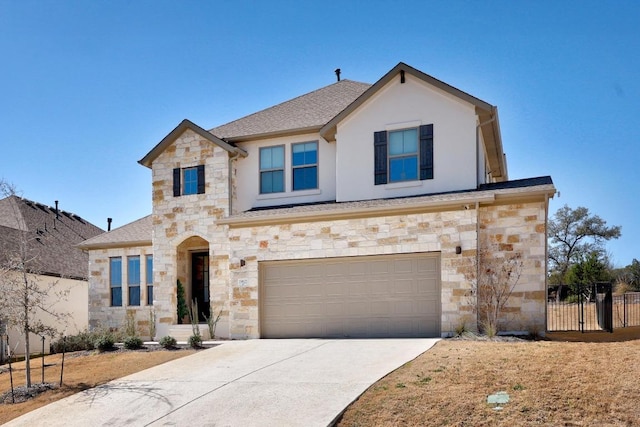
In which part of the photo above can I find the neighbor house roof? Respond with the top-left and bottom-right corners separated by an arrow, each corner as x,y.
209,79 -> 371,142
78,215 -> 152,250
0,196 -> 104,280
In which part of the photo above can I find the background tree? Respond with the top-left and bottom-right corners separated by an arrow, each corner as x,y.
548,205 -> 621,300
566,252 -> 613,298
0,180 -> 69,388
614,258 -> 640,292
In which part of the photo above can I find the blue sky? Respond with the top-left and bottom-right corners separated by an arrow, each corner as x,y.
1,1 -> 638,266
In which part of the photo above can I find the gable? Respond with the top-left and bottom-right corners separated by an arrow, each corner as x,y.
139,119 -> 246,168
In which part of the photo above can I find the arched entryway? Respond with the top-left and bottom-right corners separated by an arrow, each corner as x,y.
176,236 -> 210,323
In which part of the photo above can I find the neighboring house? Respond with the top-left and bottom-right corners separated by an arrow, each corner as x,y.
80,62 -> 556,339
0,196 -> 103,356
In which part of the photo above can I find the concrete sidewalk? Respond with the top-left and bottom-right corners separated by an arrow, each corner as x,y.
5,339 -> 438,427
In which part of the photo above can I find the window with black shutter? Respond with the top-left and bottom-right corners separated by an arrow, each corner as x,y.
374,125 -> 433,184
173,165 -> 206,196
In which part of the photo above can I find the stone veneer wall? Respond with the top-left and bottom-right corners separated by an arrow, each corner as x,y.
478,201 -> 548,334
150,129 -> 233,339
87,245 -> 155,338
225,200 -> 547,338
227,209 -> 479,338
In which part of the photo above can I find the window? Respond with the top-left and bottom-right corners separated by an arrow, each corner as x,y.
374,124 -> 433,185
389,128 -> 418,182
110,257 -> 122,307
146,255 -> 153,305
173,165 -> 205,196
292,141 -> 318,191
259,145 -> 284,193
127,256 -> 140,306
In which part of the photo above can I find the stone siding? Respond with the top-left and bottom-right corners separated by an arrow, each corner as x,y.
87,245 -> 155,338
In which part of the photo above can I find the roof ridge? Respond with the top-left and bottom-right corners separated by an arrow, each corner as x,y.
209,79 -> 371,136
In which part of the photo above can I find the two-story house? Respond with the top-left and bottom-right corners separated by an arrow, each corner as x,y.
79,62 -> 555,339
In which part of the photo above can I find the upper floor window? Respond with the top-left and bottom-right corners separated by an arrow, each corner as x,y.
173,165 -> 205,196
110,257 -> 122,307
374,124 -> 433,185
292,141 -> 318,191
259,145 -> 284,194
127,256 -> 141,306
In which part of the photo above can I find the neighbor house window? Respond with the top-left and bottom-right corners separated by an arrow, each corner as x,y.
374,124 -> 433,185
110,257 -> 122,307
259,145 -> 284,194
292,141 -> 318,191
173,165 -> 205,196
127,256 -> 141,306
146,255 -> 153,305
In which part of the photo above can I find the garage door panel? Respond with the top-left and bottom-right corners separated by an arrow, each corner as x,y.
261,253 -> 441,338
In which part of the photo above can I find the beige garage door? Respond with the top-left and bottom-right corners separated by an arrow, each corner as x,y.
260,253 -> 440,338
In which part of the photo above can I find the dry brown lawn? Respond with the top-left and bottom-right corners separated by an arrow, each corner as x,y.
338,328 -> 640,427
0,348 -> 196,424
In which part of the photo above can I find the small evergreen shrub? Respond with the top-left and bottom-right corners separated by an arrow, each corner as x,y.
159,335 -> 177,349
123,336 -> 143,350
95,334 -> 115,352
188,334 -> 202,349
50,330 -> 97,353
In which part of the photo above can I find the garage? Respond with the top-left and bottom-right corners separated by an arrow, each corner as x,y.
260,253 -> 441,338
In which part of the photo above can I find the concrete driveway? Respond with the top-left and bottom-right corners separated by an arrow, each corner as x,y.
6,338 -> 438,427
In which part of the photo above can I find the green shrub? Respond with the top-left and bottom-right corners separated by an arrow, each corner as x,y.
123,336 -> 143,350
95,334 -> 115,352
565,294 -> 580,304
50,330 -> 97,353
188,334 -> 202,349
159,335 -> 177,349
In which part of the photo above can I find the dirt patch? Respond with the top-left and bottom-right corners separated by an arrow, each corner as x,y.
337,337 -> 640,426
0,348 -> 196,424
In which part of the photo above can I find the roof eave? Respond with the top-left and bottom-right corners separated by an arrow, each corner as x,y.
138,119 -> 247,169
77,239 -> 153,251
219,184 -> 555,228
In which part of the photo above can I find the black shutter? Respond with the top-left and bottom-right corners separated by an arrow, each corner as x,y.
173,168 -> 181,197
197,165 -> 205,194
374,131 -> 388,185
419,124 -> 434,180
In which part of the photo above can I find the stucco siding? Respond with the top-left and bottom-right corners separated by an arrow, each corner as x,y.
335,73 -> 478,202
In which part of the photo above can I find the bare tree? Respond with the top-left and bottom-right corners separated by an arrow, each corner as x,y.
0,180 -> 69,387
465,241 -> 523,336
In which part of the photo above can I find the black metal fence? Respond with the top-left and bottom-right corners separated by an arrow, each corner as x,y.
613,292 -> 640,328
547,282 -> 613,332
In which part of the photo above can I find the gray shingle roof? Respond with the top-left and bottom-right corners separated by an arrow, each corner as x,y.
78,215 -> 152,249
0,196 -> 104,280
210,80 -> 371,140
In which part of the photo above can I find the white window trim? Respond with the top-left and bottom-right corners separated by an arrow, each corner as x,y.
257,188 -> 322,200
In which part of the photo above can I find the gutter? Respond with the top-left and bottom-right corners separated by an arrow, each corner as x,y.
228,150 -> 242,215
476,113 -> 497,188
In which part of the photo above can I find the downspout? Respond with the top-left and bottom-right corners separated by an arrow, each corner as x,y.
228,150 -> 241,216
475,200 -> 480,332
544,193 -> 550,334
476,114 -> 497,188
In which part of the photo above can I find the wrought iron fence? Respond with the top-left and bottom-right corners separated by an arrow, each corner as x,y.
547,282 -> 613,332
613,292 -> 640,328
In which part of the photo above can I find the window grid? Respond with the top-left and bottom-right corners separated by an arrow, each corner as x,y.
388,128 -> 418,182
110,257 -> 122,307
183,167 -> 198,195
292,141 -> 318,191
259,145 -> 285,194
127,256 -> 141,306
146,255 -> 153,305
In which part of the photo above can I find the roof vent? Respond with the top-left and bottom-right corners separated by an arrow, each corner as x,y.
107,218 -> 112,232
335,68 -> 341,82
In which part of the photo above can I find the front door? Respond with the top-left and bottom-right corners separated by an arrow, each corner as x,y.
191,252 -> 210,322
